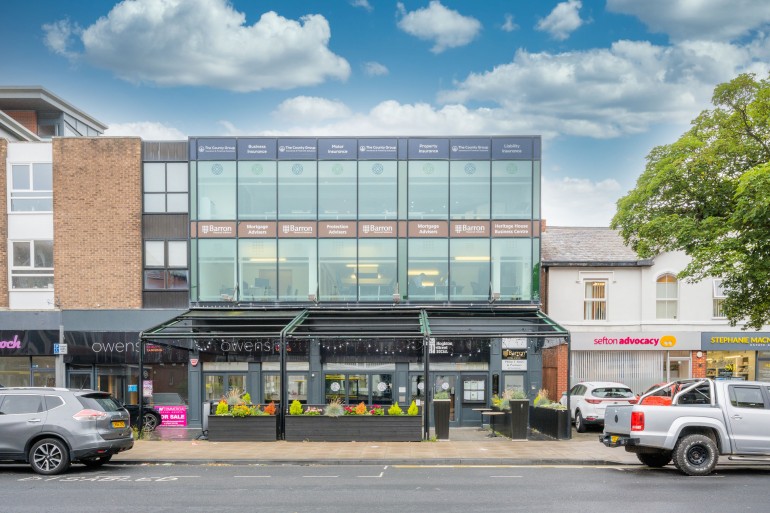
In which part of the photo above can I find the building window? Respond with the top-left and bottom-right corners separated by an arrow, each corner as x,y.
584,281 -> 606,320
10,163 -> 53,212
143,162 -> 189,213
144,240 -> 189,290
656,273 -> 678,319
11,240 -> 54,289
713,279 -> 726,318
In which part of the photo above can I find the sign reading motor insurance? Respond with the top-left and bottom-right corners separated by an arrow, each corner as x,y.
318,139 -> 357,160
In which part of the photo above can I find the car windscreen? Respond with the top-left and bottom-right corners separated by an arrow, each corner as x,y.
591,387 -> 634,399
77,393 -> 123,412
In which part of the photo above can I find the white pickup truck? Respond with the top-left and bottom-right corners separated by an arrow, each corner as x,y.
601,379 -> 770,475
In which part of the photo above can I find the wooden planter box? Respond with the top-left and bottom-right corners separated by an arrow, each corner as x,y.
207,415 -> 277,442
284,415 -> 422,442
490,400 -> 529,439
528,406 -> 570,440
433,400 -> 450,440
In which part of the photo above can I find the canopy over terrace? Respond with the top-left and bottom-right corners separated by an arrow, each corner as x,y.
139,306 -> 569,437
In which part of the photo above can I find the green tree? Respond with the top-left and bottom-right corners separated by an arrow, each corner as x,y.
611,73 -> 770,329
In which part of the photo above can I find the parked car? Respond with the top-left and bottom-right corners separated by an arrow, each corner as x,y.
0,387 -> 134,475
121,402 -> 162,431
560,381 -> 637,432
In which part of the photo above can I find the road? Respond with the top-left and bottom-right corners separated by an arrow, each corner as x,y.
2,463 -> 769,513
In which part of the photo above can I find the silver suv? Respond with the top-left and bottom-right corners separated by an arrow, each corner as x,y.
0,387 -> 134,475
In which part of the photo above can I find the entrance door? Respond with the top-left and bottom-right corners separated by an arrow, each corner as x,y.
68,370 -> 93,390
204,373 -> 247,402
432,374 -> 459,423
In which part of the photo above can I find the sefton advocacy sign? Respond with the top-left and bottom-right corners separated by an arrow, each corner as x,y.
570,332 -> 700,351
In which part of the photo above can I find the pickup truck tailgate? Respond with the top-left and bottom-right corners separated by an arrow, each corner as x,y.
603,404 -> 634,435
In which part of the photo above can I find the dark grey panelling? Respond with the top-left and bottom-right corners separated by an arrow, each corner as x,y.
0,311 -> 62,329
143,214 -> 189,238
143,141 -> 188,161
62,309 -> 187,331
143,292 -> 190,309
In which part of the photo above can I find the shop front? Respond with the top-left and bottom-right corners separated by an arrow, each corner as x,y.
569,331 -> 702,394
701,332 -> 770,382
0,330 -> 59,387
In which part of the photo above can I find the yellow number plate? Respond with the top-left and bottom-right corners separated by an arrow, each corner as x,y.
112,421 -> 126,428
611,435 -> 619,443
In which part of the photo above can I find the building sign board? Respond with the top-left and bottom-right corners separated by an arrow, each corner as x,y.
238,222 -> 277,238
408,221 -> 449,237
277,138 -> 317,160
492,138 -> 533,160
701,332 -> 770,350
318,221 -> 356,237
450,138 -> 491,159
450,221 -> 490,237
318,139 -> 357,160
358,139 -> 398,159
197,222 -> 236,238
358,221 -> 397,238
237,138 -> 276,160
571,332 -> 701,351
278,221 -> 316,238
196,138 -> 237,160
491,221 -> 532,237
502,349 -> 527,371
408,138 -> 450,159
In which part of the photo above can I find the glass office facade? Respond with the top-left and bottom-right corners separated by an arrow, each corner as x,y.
189,137 -> 541,304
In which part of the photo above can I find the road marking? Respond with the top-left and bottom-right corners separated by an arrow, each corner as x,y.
489,475 -> 522,478
235,475 -> 271,478
303,475 -> 339,478
358,471 -> 384,478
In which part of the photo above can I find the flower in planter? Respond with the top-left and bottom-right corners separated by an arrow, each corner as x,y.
369,405 -> 384,416
263,401 -> 276,415
231,404 -> 252,417
354,402 -> 368,415
304,406 -> 323,415
388,403 -> 404,416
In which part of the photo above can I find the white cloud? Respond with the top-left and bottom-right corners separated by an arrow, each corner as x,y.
104,121 -> 186,140
536,0 -> 584,41
272,96 -> 352,123
42,19 -> 81,60
542,176 -> 622,226
44,0 -> 350,92
350,0 -> 373,11
501,14 -> 518,33
607,0 -> 770,42
363,61 -> 389,76
396,1 -> 482,53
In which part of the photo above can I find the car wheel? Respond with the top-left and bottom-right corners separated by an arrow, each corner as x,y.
637,451 -> 672,468
142,412 -> 159,432
82,455 -> 112,468
575,410 -> 587,433
29,438 -> 70,475
673,434 -> 718,476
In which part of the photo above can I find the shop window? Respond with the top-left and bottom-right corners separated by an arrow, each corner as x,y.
10,163 -> 53,212
143,162 -> 188,213
656,273 -> 678,319
10,240 -> 53,289
713,279 -> 726,318
144,240 -> 189,290
584,280 -> 607,320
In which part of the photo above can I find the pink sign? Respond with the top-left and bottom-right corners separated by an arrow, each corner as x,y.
156,405 -> 188,427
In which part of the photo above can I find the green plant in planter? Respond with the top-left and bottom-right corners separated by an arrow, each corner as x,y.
407,400 -> 419,416
231,404 -> 252,417
215,399 -> 229,415
434,390 -> 450,400
289,399 -> 303,416
226,388 -> 244,407
388,403 -> 404,416
242,392 -> 252,405
534,388 -> 553,407
324,397 -> 345,417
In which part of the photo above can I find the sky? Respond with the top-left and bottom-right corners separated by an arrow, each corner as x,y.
3,0 -> 770,226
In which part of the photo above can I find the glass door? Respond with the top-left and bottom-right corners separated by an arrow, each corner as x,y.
432,374 -> 458,422
204,373 -> 247,402
68,369 -> 93,390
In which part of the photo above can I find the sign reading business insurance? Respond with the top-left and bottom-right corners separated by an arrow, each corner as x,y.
570,332 -> 701,351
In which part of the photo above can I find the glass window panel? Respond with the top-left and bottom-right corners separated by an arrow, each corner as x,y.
325,374 -> 346,403
238,161 -> 277,220
319,161 -> 356,220
10,197 -> 52,212
408,239 -> 448,300
263,375 -> 280,404
358,239 -> 397,301
11,275 -> 53,289
347,374 -> 369,404
584,281 -> 607,320
143,163 -> 166,192
371,374 -> 393,405
32,163 -> 53,190
13,241 -> 31,266
167,241 -> 187,267
144,193 -> 166,213
166,193 -> 188,213
198,239 -> 237,301
34,240 -> 53,268
408,161 -> 448,220
359,161 -> 397,220
288,374 -> 308,403
166,163 -> 188,192
0,357 -> 31,388
145,240 -> 165,267
12,164 -> 30,189
238,239 -> 278,301
492,161 -> 533,219
278,161 -> 317,220
450,161 -> 490,219
533,161 -> 541,218
198,161 -> 236,220
190,162 -> 197,219
278,239 -> 317,300
167,270 -> 189,290
450,239 -> 490,300
144,270 -> 166,289
319,239 -> 356,301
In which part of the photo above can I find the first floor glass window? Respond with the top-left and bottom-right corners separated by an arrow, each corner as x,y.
11,240 -> 53,289
584,280 -> 607,320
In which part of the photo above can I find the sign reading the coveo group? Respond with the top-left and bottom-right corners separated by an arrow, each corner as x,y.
358,139 -> 398,159
358,221 -> 397,238
318,221 -> 356,237
408,221 -> 449,237
196,138 -> 237,160
278,221 -> 316,238
450,138 -> 491,159
197,222 -> 236,238
238,222 -> 277,238
492,138 -> 533,160
408,138 -> 449,159
277,139 -> 317,159
318,139 -> 357,160
492,221 -> 531,237
237,138 -> 276,160
450,221 -> 490,237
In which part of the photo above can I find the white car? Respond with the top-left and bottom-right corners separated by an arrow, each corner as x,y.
560,381 -> 637,433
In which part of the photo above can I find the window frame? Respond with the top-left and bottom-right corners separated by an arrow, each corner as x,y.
583,280 -> 607,321
713,278 -> 726,319
9,239 -> 54,290
9,162 -> 53,213
143,162 -> 189,214
143,239 -> 189,291
655,273 -> 679,320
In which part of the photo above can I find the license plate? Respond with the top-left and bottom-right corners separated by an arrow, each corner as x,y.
611,435 -> 619,444
112,421 -> 126,428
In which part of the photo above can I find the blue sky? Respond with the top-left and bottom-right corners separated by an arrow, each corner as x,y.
4,0 -> 770,226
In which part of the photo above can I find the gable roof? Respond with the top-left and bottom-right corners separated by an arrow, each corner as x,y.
541,226 -> 652,267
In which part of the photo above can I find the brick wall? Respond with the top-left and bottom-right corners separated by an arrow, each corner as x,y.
53,137 -> 143,309
0,139 -> 7,307
542,343 -> 569,401
6,111 -> 38,134
692,350 -> 707,378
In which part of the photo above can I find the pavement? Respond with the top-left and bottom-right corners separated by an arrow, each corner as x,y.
111,425 -> 642,467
